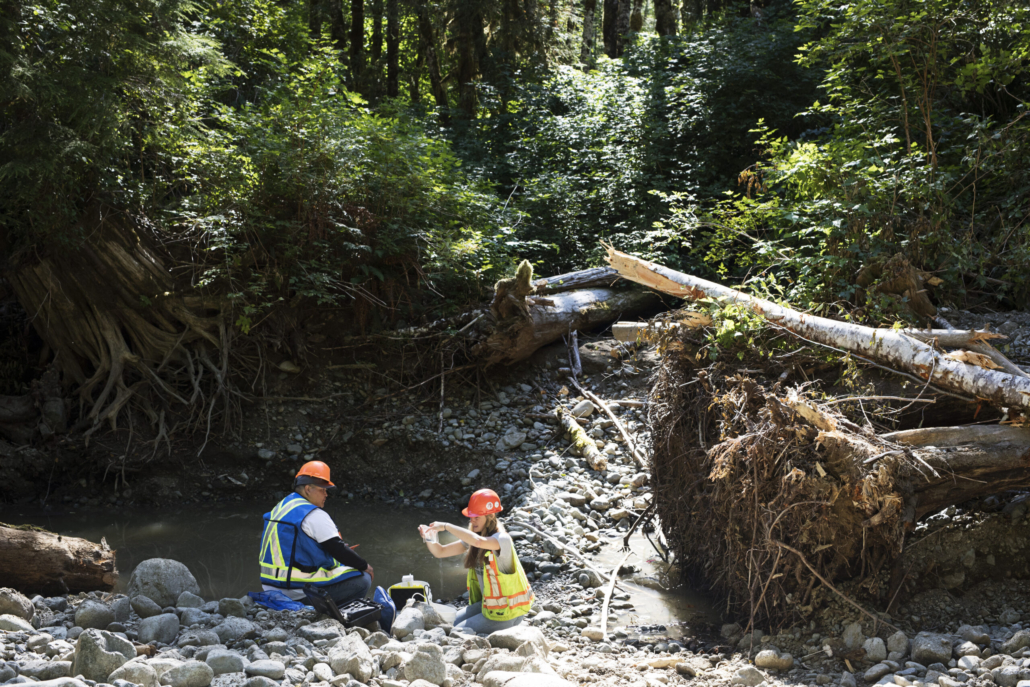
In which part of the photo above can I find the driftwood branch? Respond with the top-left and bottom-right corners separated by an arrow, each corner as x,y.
600,551 -> 633,641
605,246 -> 1030,412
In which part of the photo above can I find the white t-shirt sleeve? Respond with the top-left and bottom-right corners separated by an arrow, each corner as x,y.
495,532 -> 515,575
300,509 -> 340,543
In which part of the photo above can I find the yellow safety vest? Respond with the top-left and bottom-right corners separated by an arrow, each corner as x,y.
467,547 -> 534,621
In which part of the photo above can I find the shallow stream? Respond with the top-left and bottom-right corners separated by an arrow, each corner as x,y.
11,500 -> 718,636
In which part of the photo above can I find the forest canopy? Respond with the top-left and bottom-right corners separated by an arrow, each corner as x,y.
1,0 -> 1028,417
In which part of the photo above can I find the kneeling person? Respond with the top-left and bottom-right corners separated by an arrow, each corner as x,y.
421,489 -> 533,634
259,461 -> 373,605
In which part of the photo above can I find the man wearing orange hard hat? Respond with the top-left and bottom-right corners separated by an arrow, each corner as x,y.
420,488 -> 534,634
259,460 -> 374,604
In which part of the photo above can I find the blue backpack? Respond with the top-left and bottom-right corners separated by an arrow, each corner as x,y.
374,586 -> 396,633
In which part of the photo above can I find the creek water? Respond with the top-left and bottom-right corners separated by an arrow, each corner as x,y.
11,499 -> 468,601
11,500 -> 717,637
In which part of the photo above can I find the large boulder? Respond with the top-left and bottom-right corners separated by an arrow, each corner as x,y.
212,616 -> 258,643
754,650 -> 794,671
392,606 -> 425,639
0,587 -> 35,620
109,660 -> 160,687
488,626 -> 550,657
477,655 -> 528,682
0,613 -> 34,631
1001,630 -> 1030,655
412,600 -> 446,630
328,633 -> 374,683
243,660 -> 285,680
71,629 -> 136,682
74,600 -> 114,630
206,649 -> 247,676
131,595 -> 164,619
10,680 -> 90,687
139,613 -> 180,645
911,633 -> 953,665
297,619 -> 346,643
176,592 -> 205,609
19,661 -> 73,680
160,660 -> 213,687
127,559 -> 201,608
403,644 -> 446,685
217,598 -> 246,618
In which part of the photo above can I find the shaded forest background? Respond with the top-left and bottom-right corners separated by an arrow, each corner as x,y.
0,0 -> 1028,438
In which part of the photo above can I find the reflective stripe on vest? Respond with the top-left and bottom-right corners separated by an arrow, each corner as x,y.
466,547 -> 534,621
259,493 -> 359,589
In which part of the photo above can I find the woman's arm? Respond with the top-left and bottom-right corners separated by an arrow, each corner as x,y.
430,522 -> 501,551
425,539 -> 467,558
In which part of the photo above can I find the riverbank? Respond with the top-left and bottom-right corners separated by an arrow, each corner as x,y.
4,309 -> 1030,687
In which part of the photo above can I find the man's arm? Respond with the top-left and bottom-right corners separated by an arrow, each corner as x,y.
318,537 -> 368,572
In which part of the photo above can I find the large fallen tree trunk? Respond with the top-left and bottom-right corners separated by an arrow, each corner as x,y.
606,246 -> 1030,413
0,524 -> 117,594
474,286 -> 661,367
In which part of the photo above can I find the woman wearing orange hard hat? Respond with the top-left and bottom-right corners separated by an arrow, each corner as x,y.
420,488 -> 534,634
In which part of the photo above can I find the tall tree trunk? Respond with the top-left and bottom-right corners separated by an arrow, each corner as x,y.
630,0 -> 643,32
370,0 -> 383,63
616,0 -> 631,55
416,0 -> 448,112
350,0 -> 365,88
602,0 -> 618,57
580,0 -> 597,65
453,1 -> 484,118
681,0 -> 702,25
328,0 -> 349,58
386,0 -> 399,97
654,0 -> 677,34
548,0 -> 560,56
309,0 -> 323,39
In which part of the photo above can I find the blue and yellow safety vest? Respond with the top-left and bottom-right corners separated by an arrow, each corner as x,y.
259,493 -> 361,589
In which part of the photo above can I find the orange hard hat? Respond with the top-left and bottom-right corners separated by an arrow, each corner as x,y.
463,489 -> 503,518
295,460 -> 335,488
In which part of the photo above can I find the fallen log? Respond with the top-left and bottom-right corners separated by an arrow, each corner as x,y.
555,406 -> 607,471
474,286 -> 661,367
0,523 -> 117,594
533,267 -> 622,294
606,246 -> 1030,413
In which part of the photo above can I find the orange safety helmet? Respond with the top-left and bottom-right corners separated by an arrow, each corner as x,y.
462,488 -> 503,518
294,460 -> 336,489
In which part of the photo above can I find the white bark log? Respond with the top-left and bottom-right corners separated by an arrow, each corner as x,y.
605,246 -> 1030,411
476,286 -> 660,367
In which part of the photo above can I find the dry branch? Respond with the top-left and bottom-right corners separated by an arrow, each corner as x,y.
606,246 -> 1030,412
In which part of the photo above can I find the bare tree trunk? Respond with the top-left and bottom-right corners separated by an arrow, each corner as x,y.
328,0 -> 349,56
605,247 -> 1030,413
454,1 -> 485,117
654,0 -> 677,34
350,0 -> 365,87
630,0 -> 643,32
416,0 -> 448,111
581,0 -> 597,65
309,0 -> 323,39
386,0 -> 399,97
602,0 -> 618,56
0,524 -> 117,595
616,0 -> 632,55
681,0 -> 702,24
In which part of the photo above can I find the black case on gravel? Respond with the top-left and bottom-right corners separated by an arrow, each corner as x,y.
303,585 -> 382,628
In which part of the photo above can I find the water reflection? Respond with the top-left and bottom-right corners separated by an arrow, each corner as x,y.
11,500 -> 468,601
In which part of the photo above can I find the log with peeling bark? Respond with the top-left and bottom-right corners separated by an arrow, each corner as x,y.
0,524 -> 118,594
532,267 -> 622,294
605,246 -> 1030,412
473,286 -> 661,367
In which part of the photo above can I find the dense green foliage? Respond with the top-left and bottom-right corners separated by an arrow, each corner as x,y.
2,0 -> 1028,329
